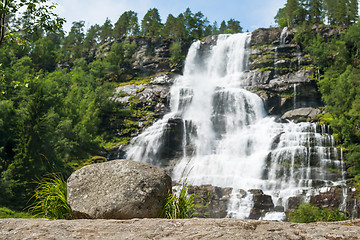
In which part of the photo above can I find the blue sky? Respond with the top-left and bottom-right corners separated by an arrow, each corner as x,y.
52,0 -> 287,33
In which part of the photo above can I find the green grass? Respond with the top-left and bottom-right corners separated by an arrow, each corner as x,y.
159,182 -> 194,219
0,207 -> 35,218
29,174 -> 73,219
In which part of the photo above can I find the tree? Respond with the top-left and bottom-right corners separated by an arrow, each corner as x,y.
219,21 -> 227,34
83,24 -> 101,52
62,21 -> 85,60
99,18 -> 113,44
162,13 -> 186,40
114,11 -> 139,39
141,8 -> 162,37
0,0 -> 64,46
226,19 -> 242,33
307,0 -> 323,24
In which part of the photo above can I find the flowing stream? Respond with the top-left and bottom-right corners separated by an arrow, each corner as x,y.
126,33 -> 347,220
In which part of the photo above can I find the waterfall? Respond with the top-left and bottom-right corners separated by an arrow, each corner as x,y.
126,33 -> 347,220
280,27 -> 288,46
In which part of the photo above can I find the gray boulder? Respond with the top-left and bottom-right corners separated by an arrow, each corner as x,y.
67,159 -> 172,219
281,107 -> 322,122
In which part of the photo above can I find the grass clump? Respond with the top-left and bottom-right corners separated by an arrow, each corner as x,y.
159,182 -> 194,219
29,174 -> 73,219
289,202 -> 348,223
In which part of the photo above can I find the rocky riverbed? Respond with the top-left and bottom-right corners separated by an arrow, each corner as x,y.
1,218 -> 360,240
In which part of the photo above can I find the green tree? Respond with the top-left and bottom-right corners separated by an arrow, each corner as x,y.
308,0 -> 323,24
225,19 -> 242,34
219,20 -> 227,34
114,11 -> 139,39
99,18 -> 114,44
83,24 -> 101,52
141,8 -> 162,37
0,0 -> 64,46
162,14 -> 186,40
62,21 -> 85,60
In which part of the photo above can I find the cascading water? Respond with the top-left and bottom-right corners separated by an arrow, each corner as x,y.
126,33 -> 348,220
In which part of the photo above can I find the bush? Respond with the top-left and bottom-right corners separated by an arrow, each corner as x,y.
289,202 -> 348,223
169,41 -> 183,64
29,174 -> 73,219
0,207 -> 34,218
159,182 -> 194,219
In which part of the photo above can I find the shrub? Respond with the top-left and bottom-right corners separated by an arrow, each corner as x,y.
289,202 -> 348,223
0,207 -> 34,218
29,174 -> 73,219
159,182 -> 194,219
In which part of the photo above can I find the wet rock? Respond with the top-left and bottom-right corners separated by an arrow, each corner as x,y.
187,185 -> 232,218
310,187 -> 343,209
251,28 -> 283,46
248,189 -> 274,219
67,159 -> 172,219
287,196 -> 302,209
281,107 -> 323,122
155,118 -> 184,167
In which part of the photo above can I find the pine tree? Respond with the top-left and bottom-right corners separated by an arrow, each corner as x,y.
141,8 -> 162,37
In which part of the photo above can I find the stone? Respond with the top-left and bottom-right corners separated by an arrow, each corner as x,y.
3,218 -> 360,240
281,107 -> 322,122
67,159 -> 172,219
187,185 -> 232,218
248,189 -> 274,219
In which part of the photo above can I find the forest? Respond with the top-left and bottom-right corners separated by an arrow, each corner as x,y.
0,0 -> 360,218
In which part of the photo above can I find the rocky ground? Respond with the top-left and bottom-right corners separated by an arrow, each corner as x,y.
1,218 -> 360,240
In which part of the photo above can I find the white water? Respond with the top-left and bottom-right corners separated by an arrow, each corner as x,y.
126,33 -> 347,219
280,27 -> 288,46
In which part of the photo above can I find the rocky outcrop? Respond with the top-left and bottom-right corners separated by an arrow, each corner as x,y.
281,107 -> 323,122
2,218 -> 360,240
131,37 -> 173,76
248,189 -> 275,219
67,159 -> 171,219
248,27 -> 323,115
188,185 -> 232,218
310,187 -> 360,218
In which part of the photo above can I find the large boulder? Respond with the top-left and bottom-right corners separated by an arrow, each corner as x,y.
67,159 -> 172,219
281,107 -> 322,122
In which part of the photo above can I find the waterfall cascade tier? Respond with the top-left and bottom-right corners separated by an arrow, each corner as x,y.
126,33 -> 355,220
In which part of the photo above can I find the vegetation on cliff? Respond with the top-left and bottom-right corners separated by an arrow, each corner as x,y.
275,1 -> 360,206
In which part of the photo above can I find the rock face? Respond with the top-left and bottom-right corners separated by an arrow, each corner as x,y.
310,187 -> 360,217
188,185 -> 232,218
67,159 -> 172,219
248,189 -> 275,219
247,27 -> 323,115
281,107 -> 323,122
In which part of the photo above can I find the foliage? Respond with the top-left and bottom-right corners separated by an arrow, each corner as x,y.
169,41 -> 183,64
0,207 -> 35,218
289,202 -> 348,223
0,0 -> 65,46
275,0 -> 358,28
159,182 -> 194,219
29,174 -> 73,219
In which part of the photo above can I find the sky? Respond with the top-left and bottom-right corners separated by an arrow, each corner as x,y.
52,0 -> 287,34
